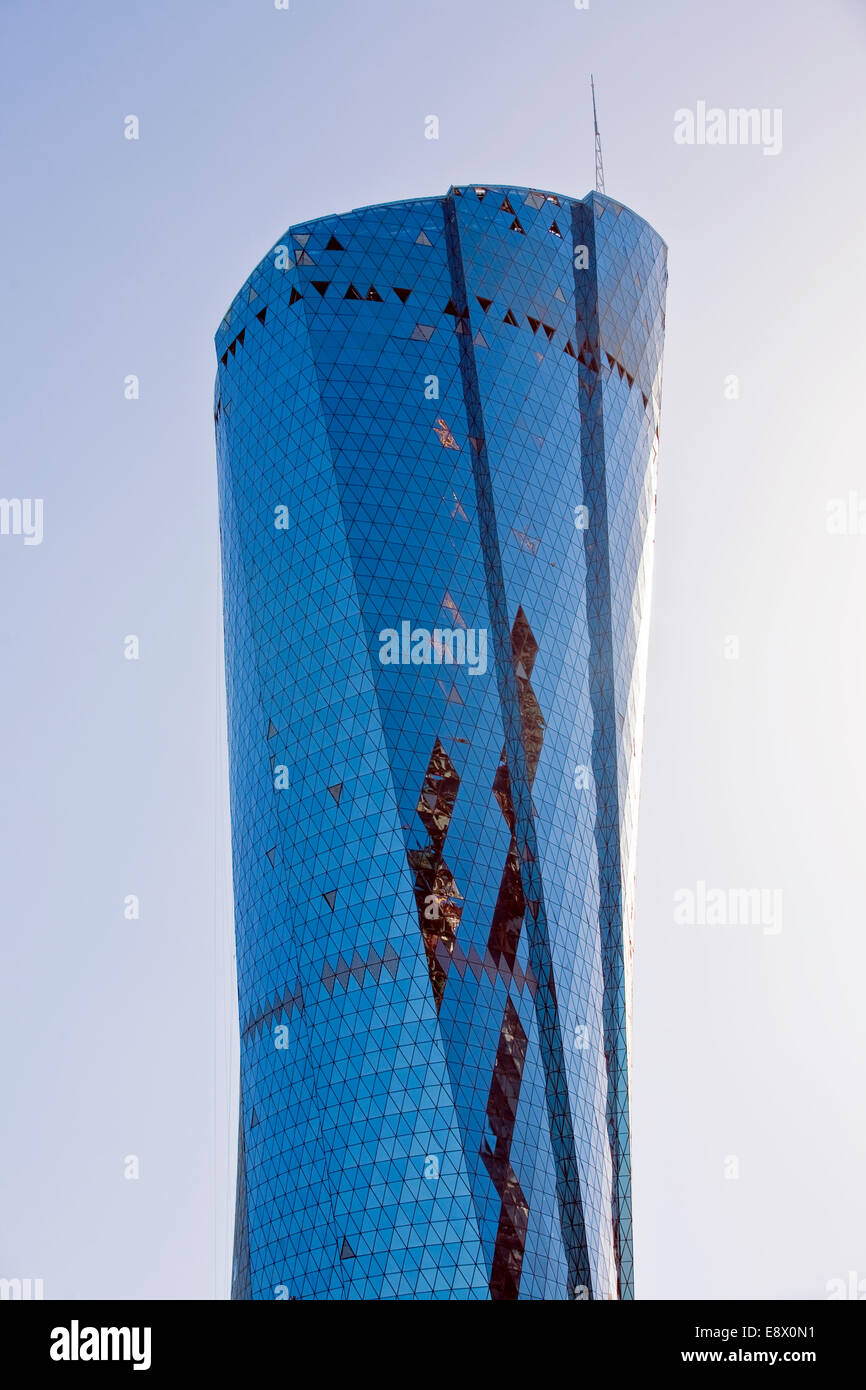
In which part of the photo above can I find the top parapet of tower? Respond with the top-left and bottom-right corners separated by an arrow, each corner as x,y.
215,183 -> 667,351
314,185 -> 665,245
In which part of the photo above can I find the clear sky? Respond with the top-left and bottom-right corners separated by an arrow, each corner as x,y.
1,0 -> 864,1300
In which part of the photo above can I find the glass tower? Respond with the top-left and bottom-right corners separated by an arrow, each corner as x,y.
214,184 -> 667,1301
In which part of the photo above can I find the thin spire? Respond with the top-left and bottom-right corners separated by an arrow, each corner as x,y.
591,74 -> 606,195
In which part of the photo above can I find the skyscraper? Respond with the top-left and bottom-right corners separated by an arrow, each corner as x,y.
215,184 -> 667,1301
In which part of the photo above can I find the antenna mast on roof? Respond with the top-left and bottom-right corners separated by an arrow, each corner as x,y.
591,74 -> 606,195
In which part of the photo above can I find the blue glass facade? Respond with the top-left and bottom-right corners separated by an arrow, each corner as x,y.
214,185 -> 667,1301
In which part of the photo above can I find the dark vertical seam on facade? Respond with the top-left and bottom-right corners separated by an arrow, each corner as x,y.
443,193 -> 593,1300
571,196 -> 633,1299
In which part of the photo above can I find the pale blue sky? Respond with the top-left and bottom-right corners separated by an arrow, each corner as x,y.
1,0 -> 864,1298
